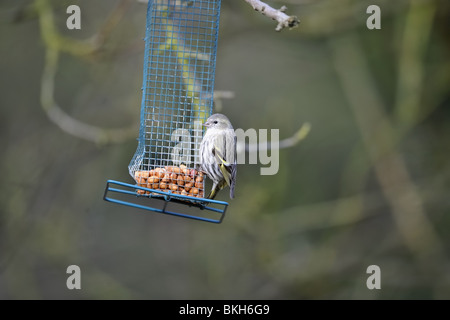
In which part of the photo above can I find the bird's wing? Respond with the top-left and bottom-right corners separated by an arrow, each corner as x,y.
229,136 -> 237,198
213,147 -> 232,187
213,133 -> 237,188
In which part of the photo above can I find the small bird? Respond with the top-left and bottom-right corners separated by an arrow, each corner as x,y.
200,113 -> 237,199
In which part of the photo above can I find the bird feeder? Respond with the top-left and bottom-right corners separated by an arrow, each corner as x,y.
104,0 -> 227,223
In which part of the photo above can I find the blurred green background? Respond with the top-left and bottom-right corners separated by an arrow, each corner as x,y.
1,0 -> 449,299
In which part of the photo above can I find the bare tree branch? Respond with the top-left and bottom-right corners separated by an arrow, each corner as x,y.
238,122 -> 311,154
243,0 -> 300,31
138,0 -> 300,32
330,33 -> 444,265
36,0 -> 137,144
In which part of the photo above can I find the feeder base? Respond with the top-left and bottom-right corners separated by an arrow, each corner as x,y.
103,180 -> 227,223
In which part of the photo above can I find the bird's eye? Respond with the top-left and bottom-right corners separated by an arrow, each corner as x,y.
213,121 -> 218,124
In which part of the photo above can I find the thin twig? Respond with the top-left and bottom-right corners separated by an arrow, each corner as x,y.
40,47 -> 136,144
239,122 -> 311,153
90,0 -> 134,49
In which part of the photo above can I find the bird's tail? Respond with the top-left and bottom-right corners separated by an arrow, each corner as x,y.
207,180 -> 226,200
207,186 -> 219,199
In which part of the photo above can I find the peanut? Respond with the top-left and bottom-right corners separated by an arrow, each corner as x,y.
177,175 -> 185,186
154,167 -> 165,178
173,167 -> 181,174
194,182 -> 203,189
162,173 -> 170,183
141,166 -> 211,199
165,166 -> 181,174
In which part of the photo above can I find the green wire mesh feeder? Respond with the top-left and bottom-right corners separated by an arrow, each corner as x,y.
104,0 -> 227,223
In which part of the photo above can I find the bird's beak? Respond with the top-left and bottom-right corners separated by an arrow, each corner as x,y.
202,121 -> 210,127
